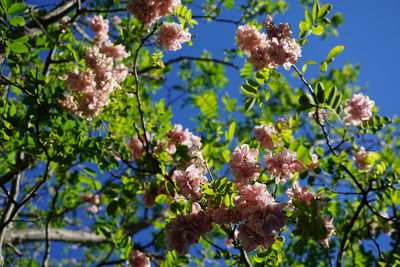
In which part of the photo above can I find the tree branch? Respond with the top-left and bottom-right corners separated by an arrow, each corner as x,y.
4,228 -> 109,245
138,56 -> 239,74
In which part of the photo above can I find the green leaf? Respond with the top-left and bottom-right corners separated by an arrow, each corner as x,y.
318,4 -> 332,18
299,93 -> 315,110
297,145 -> 309,160
241,84 -> 258,95
320,61 -> 327,72
305,10 -> 313,25
332,94 -> 342,110
8,3 -> 27,15
311,25 -> 324,35
327,86 -> 337,106
315,147 -> 324,157
9,42 -> 28,53
165,181 -> 175,197
10,15 -> 25,26
226,121 -> 236,141
312,2 -> 320,21
299,20 -> 310,32
244,97 -> 256,111
316,82 -> 325,103
326,45 -> 344,61
106,200 -> 119,216
246,79 -> 259,88
155,194 -> 170,204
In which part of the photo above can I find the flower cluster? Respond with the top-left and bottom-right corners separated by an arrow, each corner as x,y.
264,148 -> 304,184
130,137 -> 146,160
286,181 -> 335,248
353,147 -> 371,170
59,16 -> 129,118
157,22 -> 191,51
166,211 -> 212,255
237,16 -> 301,71
308,109 -> 327,124
127,0 -> 181,25
80,193 -> 102,214
235,183 -> 286,251
254,124 -> 279,150
229,144 -> 261,185
128,250 -> 150,267
343,93 -> 375,125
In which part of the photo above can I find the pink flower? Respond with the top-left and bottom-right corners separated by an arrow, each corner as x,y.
242,16 -> 301,71
129,250 -> 150,267
129,138 -> 146,160
166,211 -> 212,255
87,205 -> 99,214
112,64 -> 129,83
112,15 -> 122,25
172,164 -> 208,201
100,43 -> 130,60
237,202 -> 286,252
317,217 -> 336,248
225,238 -> 234,248
154,140 -> 177,154
343,93 -> 375,125
254,124 -> 279,150
207,204 -> 243,225
353,147 -> 371,170
235,183 -> 274,220
89,15 -> 109,44
286,181 -> 316,205
308,109 -> 327,124
238,223 -> 275,252
157,22 -> 191,51
167,124 -> 193,147
264,15 -> 292,39
127,0 -> 181,26
264,149 -> 304,184
236,25 -> 266,54
229,144 -> 260,185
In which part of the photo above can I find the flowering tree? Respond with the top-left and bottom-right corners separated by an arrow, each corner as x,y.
0,0 -> 399,266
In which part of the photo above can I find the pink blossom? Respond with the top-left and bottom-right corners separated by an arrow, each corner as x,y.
166,211 -> 212,255
254,124 -> 279,150
154,140 -> 177,154
127,0 -> 181,26
87,205 -> 99,214
112,64 -> 129,83
264,149 -> 304,184
229,144 -> 260,185
100,43 -> 130,60
237,202 -> 286,252
207,204 -> 243,225
85,46 -> 113,73
306,153 -> 319,171
353,147 -> 371,170
167,124 -> 193,147
317,217 -> 336,248
157,22 -> 191,51
129,250 -> 150,267
308,109 -> 327,124
89,15 -> 109,44
343,93 -> 375,125
235,183 -> 274,220
172,164 -> 208,200
225,238 -> 234,248
264,15 -> 292,39
112,15 -> 122,25
130,138 -> 146,160
243,16 -> 301,71
286,181 -> 316,205
236,25 -> 266,54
